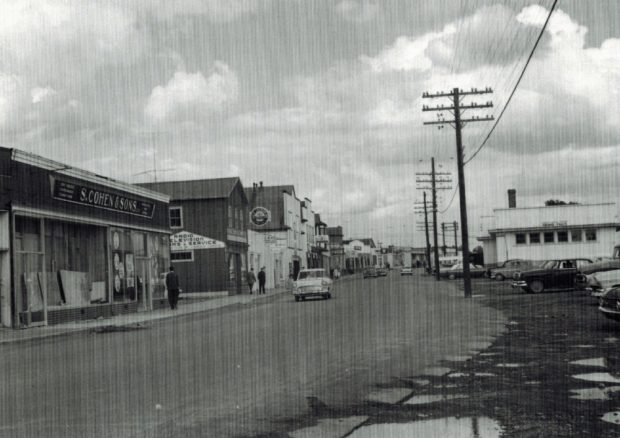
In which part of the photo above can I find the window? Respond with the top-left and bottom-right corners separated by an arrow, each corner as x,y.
228,206 -> 233,228
571,229 -> 582,242
557,230 -> 568,242
529,233 -> 540,244
171,251 -> 193,262
169,207 -> 183,228
544,232 -> 555,243
586,229 -> 597,241
515,233 -> 526,245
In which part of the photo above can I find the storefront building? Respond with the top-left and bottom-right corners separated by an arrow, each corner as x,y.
140,177 -> 249,295
0,148 -> 171,328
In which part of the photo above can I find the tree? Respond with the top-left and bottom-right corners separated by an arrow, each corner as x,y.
545,199 -> 579,206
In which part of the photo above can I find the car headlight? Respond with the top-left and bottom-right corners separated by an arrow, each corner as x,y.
514,272 -> 521,280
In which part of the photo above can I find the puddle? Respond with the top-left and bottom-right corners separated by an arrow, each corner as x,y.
605,337 -> 619,343
290,416 -> 368,438
433,384 -> 459,389
602,411 -> 620,425
573,373 -> 620,384
365,388 -> 412,404
570,386 -> 620,400
448,372 -> 496,378
496,363 -> 523,368
570,358 -> 606,368
573,345 -> 595,348
404,394 -> 468,405
525,381 -> 541,385
422,367 -> 452,376
349,416 -> 502,437
443,355 -> 472,362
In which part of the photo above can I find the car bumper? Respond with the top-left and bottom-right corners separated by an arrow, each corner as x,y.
294,287 -> 330,297
599,306 -> 620,321
511,281 -> 527,288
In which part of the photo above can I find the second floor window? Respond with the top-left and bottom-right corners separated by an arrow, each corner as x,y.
228,206 -> 233,228
169,207 -> 183,228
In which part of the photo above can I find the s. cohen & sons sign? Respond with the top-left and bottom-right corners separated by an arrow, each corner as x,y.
50,177 -> 155,218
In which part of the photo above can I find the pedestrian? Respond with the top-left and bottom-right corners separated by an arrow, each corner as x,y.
246,268 -> 257,294
165,265 -> 180,310
258,267 -> 266,294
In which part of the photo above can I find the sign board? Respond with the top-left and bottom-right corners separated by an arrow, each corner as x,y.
314,235 -> 329,244
171,231 -> 226,251
264,234 -> 277,244
50,176 -> 155,218
542,221 -> 568,228
250,207 -> 271,226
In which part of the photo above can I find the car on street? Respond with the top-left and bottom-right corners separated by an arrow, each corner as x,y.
363,267 -> 378,278
440,263 -> 486,280
511,258 -> 594,293
598,287 -> 620,321
377,268 -> 388,277
293,269 -> 332,301
489,259 -> 537,281
400,267 -> 413,276
583,269 -> 620,298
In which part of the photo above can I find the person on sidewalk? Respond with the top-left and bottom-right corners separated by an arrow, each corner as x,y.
246,268 -> 257,294
166,266 -> 180,309
258,267 -> 266,295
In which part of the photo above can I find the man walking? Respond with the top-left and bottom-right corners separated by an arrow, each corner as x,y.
258,267 -> 266,295
166,265 -> 180,309
246,268 -> 257,294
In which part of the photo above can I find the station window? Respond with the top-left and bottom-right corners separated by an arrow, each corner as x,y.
586,230 -> 597,241
529,233 -> 540,244
171,251 -> 193,262
169,207 -> 183,228
571,229 -> 582,242
544,232 -> 555,243
515,233 -> 526,245
557,230 -> 568,242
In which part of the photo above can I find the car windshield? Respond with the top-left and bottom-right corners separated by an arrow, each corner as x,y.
541,260 -> 559,269
298,270 -> 327,280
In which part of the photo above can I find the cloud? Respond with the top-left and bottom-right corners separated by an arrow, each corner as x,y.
31,87 -> 57,104
136,0 -> 269,22
335,1 -> 380,23
144,62 -> 239,124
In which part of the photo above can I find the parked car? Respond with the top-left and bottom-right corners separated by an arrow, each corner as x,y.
584,269 -> 620,298
363,267 -> 378,278
598,287 -> 620,321
511,258 -> 593,293
293,269 -> 332,301
377,268 -> 388,277
440,263 -> 486,280
400,267 -> 413,276
489,259 -> 536,281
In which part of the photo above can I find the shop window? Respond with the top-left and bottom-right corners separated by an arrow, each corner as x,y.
544,232 -> 555,243
586,230 -> 597,241
529,233 -> 540,244
132,232 -> 147,257
571,229 -> 582,242
171,251 -> 193,262
515,233 -> 526,245
149,234 -> 170,300
169,207 -> 183,229
14,216 -> 45,326
557,230 -> 568,243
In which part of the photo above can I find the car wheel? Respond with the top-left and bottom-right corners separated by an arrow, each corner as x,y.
448,274 -> 456,280
530,280 -> 545,294
495,273 -> 505,281
295,296 -> 300,302
325,293 -> 331,299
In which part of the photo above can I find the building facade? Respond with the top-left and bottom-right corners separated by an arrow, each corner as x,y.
0,148 -> 171,328
140,178 -> 249,295
326,226 -> 345,275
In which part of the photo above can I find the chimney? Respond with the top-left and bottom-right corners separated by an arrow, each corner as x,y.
508,189 -> 516,208
259,181 -> 263,189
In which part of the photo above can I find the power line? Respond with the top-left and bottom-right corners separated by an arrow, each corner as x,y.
439,183 -> 459,214
464,0 -> 559,166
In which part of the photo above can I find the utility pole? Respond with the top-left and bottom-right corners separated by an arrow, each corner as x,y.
422,87 -> 494,298
416,160 -> 452,280
441,221 -> 459,255
453,220 -> 458,255
413,193 -> 432,272
441,222 -> 447,256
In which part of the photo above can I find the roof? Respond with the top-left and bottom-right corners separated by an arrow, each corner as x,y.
138,177 -> 246,202
245,185 -> 296,202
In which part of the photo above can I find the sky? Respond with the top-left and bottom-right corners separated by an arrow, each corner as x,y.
1,0 -> 619,247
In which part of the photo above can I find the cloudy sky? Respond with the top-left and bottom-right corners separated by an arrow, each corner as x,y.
1,0 -> 619,246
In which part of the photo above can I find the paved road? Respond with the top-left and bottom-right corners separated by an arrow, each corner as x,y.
0,271 -> 504,437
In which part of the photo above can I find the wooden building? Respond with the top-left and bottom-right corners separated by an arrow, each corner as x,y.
139,178 -> 249,295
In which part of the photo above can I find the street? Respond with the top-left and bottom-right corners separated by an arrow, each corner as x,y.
0,271 -> 503,437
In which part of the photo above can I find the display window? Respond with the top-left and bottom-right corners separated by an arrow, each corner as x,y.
14,216 -> 45,326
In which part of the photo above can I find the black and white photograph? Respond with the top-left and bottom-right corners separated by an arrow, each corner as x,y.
1,0 -> 620,436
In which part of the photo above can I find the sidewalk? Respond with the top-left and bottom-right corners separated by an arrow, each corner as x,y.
0,286 -> 291,346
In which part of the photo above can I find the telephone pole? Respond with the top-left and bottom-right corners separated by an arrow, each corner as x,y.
442,221 -> 459,255
441,222 -> 447,256
423,87 -> 493,297
414,192 -> 432,271
416,159 -> 452,280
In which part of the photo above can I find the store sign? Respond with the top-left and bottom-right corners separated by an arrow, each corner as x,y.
315,235 -> 329,244
542,221 -> 568,227
171,231 -> 226,251
51,177 -> 155,218
264,234 -> 277,244
354,245 -> 362,251
250,206 -> 271,226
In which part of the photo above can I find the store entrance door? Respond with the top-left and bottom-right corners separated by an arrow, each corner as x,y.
135,258 -> 151,311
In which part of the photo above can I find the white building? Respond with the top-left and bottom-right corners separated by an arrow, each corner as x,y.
479,201 -> 620,265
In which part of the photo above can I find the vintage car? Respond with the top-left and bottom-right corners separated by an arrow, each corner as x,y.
440,263 -> 486,280
489,259 -> 537,281
583,269 -> 620,298
363,267 -> 378,279
511,258 -> 593,293
598,287 -> 620,321
293,269 -> 332,301
376,268 -> 388,277
400,267 -> 413,276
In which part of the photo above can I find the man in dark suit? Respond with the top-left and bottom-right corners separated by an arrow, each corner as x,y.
165,266 -> 180,309
258,267 -> 266,295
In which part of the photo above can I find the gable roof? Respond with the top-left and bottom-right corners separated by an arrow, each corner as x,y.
138,177 -> 246,202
